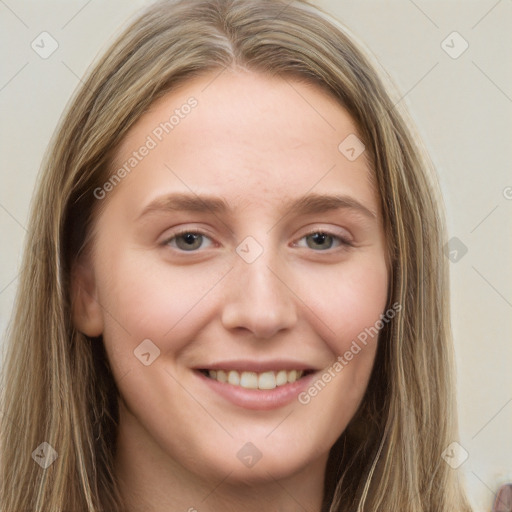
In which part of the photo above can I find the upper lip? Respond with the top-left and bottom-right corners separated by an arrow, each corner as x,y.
194,359 -> 319,373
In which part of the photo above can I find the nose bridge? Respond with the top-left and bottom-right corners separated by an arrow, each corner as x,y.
221,238 -> 297,338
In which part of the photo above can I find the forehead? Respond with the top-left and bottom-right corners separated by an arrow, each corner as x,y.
107,69 -> 377,216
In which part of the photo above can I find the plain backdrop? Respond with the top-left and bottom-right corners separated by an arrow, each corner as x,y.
0,1 -> 511,510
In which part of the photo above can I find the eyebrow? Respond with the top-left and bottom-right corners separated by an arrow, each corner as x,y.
136,192 -> 377,221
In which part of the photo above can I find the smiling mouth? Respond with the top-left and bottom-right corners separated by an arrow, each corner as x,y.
198,369 -> 315,390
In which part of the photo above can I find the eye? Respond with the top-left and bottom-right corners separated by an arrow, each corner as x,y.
295,230 -> 352,251
163,230 -> 214,252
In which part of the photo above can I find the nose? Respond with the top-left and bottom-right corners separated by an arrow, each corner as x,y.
221,249 -> 298,339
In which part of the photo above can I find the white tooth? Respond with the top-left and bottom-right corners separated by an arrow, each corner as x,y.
208,370 -> 217,379
287,370 -> 297,383
296,370 -> 304,379
217,370 -> 227,383
228,370 -> 240,385
258,371 -> 276,390
276,370 -> 287,386
240,371 -> 258,389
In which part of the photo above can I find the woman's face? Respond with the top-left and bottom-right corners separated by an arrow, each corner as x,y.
74,69 -> 388,484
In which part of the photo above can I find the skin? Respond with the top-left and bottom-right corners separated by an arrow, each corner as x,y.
72,69 -> 389,512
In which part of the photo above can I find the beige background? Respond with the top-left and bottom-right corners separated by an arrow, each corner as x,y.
1,1 -> 511,510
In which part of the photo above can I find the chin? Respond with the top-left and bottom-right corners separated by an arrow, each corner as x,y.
189,438 -> 325,486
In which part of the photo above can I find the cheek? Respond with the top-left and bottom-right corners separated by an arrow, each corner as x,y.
95,251 -> 230,363
294,255 -> 389,357
292,258 -> 388,436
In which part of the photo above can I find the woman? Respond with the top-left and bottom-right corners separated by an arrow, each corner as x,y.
0,0 -> 472,510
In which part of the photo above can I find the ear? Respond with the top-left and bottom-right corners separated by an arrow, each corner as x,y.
70,252 -> 104,337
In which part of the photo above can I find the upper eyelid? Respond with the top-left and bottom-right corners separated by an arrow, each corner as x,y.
163,221 -> 352,238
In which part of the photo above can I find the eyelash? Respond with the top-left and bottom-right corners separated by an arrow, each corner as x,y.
162,228 -> 353,253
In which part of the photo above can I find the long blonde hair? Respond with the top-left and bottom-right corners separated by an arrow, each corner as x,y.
0,0 -> 471,510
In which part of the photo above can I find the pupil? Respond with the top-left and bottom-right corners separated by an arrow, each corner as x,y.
310,233 -> 331,249
177,233 -> 201,250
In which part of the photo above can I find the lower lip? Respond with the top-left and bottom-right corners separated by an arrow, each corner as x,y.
195,371 -> 316,411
